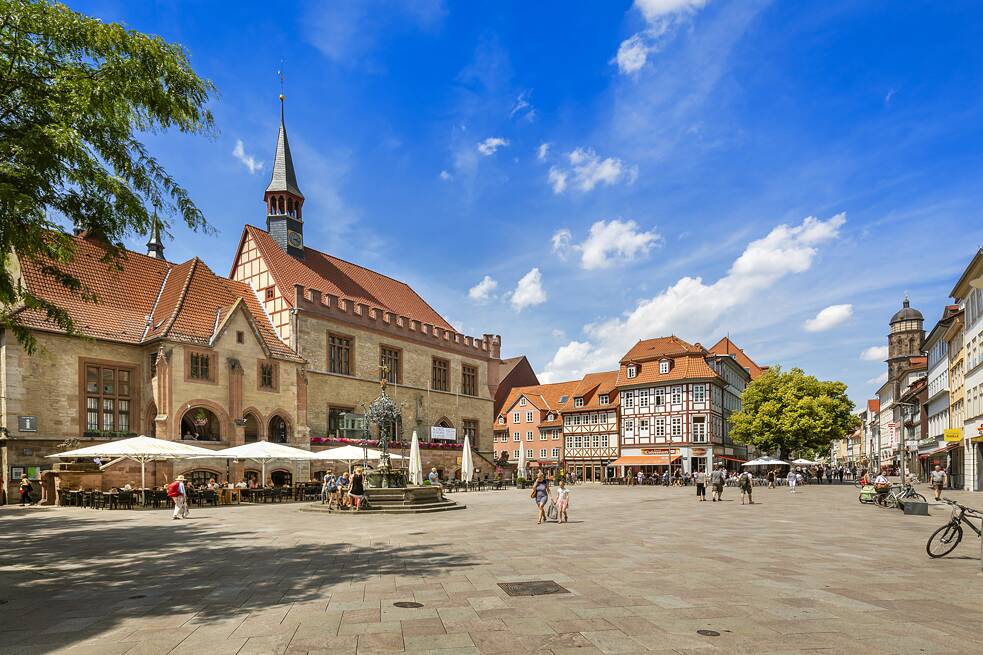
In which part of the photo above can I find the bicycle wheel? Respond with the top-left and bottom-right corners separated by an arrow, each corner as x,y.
926,522 -> 963,558
909,492 -> 927,503
885,494 -> 899,509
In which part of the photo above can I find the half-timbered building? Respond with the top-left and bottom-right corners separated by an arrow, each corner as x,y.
562,371 -> 620,482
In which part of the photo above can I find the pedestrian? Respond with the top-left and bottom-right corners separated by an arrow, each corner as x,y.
337,472 -> 351,508
18,475 -> 33,506
930,465 -> 947,501
167,475 -> 189,519
554,480 -> 570,523
815,465 -> 823,485
694,468 -> 707,501
636,470 -> 644,486
787,468 -> 797,493
767,469 -> 776,489
739,470 -> 754,505
826,467 -> 833,484
428,467 -> 443,498
530,473 -> 550,524
321,474 -> 336,505
349,466 -> 366,511
709,465 -> 725,502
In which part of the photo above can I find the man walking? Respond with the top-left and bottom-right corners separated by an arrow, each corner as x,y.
930,465 -> 948,501
694,468 -> 707,501
710,465 -> 725,502
168,475 -> 189,520
787,468 -> 798,493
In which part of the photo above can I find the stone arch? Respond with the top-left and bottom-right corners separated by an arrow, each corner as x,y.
145,400 -> 158,437
269,468 -> 292,487
433,416 -> 454,428
267,409 -> 293,444
242,406 -> 265,443
178,399 -> 233,442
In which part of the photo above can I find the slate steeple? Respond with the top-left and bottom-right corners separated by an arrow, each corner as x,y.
264,85 -> 305,260
146,212 -> 165,260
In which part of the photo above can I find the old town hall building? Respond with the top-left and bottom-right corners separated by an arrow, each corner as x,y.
1,98 -> 506,497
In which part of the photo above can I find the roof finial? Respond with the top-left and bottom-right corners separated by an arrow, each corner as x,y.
903,291 -> 910,307
146,211 -> 165,260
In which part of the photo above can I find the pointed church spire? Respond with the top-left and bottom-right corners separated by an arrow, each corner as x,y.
146,212 -> 165,259
265,85 -> 303,199
264,72 -> 306,260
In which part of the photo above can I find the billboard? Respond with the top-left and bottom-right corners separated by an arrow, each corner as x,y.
430,426 -> 457,441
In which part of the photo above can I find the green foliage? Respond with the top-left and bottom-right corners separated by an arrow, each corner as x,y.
0,0 -> 215,352
729,366 -> 861,455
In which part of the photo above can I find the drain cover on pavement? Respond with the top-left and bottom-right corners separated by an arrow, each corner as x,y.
0,600 -> 8,605
393,601 -> 424,608
498,581 -> 570,597
128,595 -> 146,600
696,630 -> 720,637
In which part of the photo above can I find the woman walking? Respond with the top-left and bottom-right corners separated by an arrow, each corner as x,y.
739,470 -> 754,505
530,473 -> 550,524
349,466 -> 366,512
787,468 -> 798,493
18,475 -> 33,506
767,469 -> 776,489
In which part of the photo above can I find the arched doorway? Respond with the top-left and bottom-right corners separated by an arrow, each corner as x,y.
244,412 -> 260,443
181,407 -> 221,441
185,469 -> 220,488
269,414 -> 289,444
270,469 -> 292,487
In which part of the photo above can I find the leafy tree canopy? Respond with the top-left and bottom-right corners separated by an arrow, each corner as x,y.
0,0 -> 215,352
729,366 -> 860,456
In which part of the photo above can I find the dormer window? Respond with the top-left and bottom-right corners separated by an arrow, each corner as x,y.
574,397 -> 584,407
519,397 -> 527,407
547,413 -> 555,421
599,394 -> 609,405
627,365 -> 638,379
659,360 -> 670,374
498,416 -> 505,424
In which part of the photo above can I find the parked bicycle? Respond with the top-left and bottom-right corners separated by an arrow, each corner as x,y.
926,499 -> 983,558
875,483 -> 926,509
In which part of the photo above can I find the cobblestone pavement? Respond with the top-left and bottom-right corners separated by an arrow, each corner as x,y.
1,483 -> 982,655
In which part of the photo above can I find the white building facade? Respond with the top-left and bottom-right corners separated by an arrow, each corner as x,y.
952,249 -> 983,491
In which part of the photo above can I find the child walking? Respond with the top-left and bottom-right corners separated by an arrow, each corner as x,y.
554,480 -> 571,523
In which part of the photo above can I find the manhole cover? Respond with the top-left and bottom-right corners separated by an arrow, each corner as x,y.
498,581 -> 570,597
696,630 -> 720,637
129,595 -> 146,600
393,601 -> 424,608
0,600 -> 8,605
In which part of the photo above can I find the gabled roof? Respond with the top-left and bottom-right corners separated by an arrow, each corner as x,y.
707,336 -> 768,379
616,353 -> 719,386
621,336 -> 704,364
497,380 -> 580,420
571,371 -> 619,410
16,233 -> 300,361
239,225 -> 453,330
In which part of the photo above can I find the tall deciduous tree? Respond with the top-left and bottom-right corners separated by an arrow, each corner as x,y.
729,367 -> 860,456
0,0 -> 215,352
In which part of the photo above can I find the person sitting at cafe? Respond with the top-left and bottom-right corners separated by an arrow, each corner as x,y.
235,479 -> 248,489
266,477 -> 275,488
123,482 -> 134,491
206,478 -> 218,490
336,472 -> 351,508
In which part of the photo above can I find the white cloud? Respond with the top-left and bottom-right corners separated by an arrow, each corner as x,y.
541,213 -> 846,381
803,304 -> 854,332
537,142 -> 551,161
468,275 -> 498,302
551,229 -> 572,260
511,268 -> 547,311
616,34 -> 650,74
232,139 -> 264,175
509,90 -> 535,121
860,345 -> 889,362
579,220 -> 662,270
551,328 -> 566,340
477,137 -> 509,156
439,170 -> 452,181
866,371 -> 888,386
548,167 -> 568,193
549,148 -> 638,193
614,0 -> 708,75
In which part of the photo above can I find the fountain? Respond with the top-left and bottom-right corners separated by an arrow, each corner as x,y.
363,369 -> 406,488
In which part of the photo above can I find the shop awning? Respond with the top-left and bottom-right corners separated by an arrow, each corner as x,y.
715,455 -> 747,463
918,442 -> 960,458
611,455 -> 680,466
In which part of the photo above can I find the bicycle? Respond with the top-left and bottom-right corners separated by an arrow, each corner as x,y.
926,499 -> 983,558
875,483 -> 926,509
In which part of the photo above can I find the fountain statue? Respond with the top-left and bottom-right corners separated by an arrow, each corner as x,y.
364,366 -> 406,488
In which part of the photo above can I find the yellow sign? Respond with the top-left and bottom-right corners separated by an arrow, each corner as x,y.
944,429 -> 963,442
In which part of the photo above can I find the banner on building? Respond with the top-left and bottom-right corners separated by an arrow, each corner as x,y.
430,426 -> 457,441
887,422 -> 898,447
944,428 -> 963,443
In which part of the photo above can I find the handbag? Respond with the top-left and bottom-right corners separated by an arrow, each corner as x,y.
530,486 -> 537,499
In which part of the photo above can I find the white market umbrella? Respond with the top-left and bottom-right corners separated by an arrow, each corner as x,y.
408,431 -> 424,486
311,444 -> 404,472
791,458 -> 819,466
461,435 -> 475,483
742,456 -> 790,467
517,442 -> 527,480
47,435 -> 217,492
213,441 -> 319,484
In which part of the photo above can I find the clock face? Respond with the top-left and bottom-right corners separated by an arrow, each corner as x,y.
287,230 -> 303,248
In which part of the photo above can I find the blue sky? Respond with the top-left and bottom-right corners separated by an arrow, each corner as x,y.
71,0 -> 982,404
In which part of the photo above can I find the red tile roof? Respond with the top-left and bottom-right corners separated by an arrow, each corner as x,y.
497,380 -> 580,420
241,225 -> 453,330
571,371 -> 620,410
16,234 -> 299,360
616,353 -> 720,386
707,336 -> 769,379
621,335 -> 705,364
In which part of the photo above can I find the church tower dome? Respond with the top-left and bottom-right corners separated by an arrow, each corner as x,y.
886,294 -> 924,383
264,91 -> 305,260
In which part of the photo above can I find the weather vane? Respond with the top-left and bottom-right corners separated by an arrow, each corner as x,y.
277,62 -> 285,101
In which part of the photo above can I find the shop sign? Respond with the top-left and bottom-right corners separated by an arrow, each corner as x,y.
641,448 -> 678,455
887,422 -> 898,446
691,448 -> 707,457
944,428 -> 963,443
